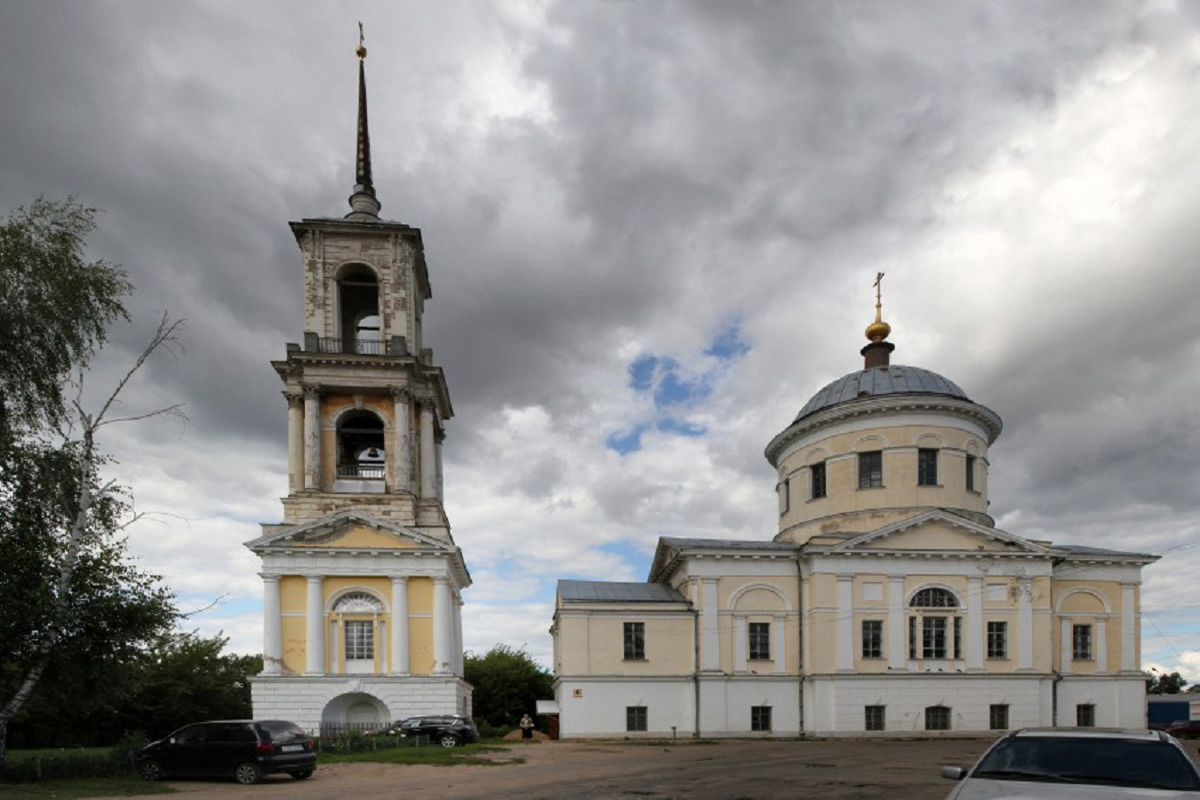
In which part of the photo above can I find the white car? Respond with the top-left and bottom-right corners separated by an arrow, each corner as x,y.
941,728 -> 1200,798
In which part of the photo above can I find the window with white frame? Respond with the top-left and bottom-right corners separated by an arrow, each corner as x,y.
862,619 -> 883,659
858,451 -> 883,489
1076,704 -> 1095,727
624,622 -> 645,660
989,704 -> 1009,730
865,705 -> 886,731
626,706 -> 647,732
987,621 -> 1007,659
810,461 -> 827,499
751,706 -> 772,732
748,622 -> 771,660
908,588 -> 960,660
925,705 -> 952,731
917,448 -> 938,486
1072,624 -> 1093,661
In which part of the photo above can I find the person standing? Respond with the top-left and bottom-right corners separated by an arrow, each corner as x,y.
520,713 -> 535,743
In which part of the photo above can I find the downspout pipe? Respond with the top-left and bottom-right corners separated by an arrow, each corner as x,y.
692,604 -> 701,738
1052,670 -> 1063,726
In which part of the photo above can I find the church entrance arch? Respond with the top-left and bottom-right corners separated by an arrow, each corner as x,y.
320,691 -> 389,736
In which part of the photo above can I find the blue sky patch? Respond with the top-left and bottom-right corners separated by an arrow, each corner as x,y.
609,321 -> 750,454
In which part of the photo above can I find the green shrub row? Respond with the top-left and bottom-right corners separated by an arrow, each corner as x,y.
3,732 -> 148,783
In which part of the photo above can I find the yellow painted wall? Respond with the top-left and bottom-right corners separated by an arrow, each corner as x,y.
777,422 -> 991,543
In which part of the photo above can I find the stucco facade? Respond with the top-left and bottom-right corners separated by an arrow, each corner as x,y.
246,49 -> 471,733
551,294 -> 1155,738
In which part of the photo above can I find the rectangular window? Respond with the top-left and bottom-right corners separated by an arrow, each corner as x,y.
862,620 -> 883,659
925,705 -> 952,731
1072,624 -> 1092,661
953,616 -> 962,660
778,478 -> 789,514
1076,704 -> 1095,728
345,620 -> 374,660
748,622 -> 771,660
750,706 -> 772,732
623,622 -> 645,660
908,616 -> 916,659
864,705 -> 886,731
922,616 -> 947,659
989,704 -> 1009,730
810,462 -> 827,499
987,621 -> 1008,659
858,451 -> 883,489
626,706 -> 647,732
965,454 -> 977,492
917,448 -> 938,486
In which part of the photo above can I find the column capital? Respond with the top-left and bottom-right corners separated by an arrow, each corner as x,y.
302,383 -> 321,398
391,387 -> 413,403
284,391 -> 304,407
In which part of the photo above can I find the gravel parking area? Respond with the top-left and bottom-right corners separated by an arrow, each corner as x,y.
88,736 -> 1200,800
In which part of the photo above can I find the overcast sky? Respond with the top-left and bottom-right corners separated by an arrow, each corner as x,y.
3,1 -> 1199,683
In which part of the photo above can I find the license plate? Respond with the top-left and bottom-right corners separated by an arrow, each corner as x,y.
281,744 -> 304,752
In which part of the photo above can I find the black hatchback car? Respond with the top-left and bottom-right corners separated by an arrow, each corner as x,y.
136,719 -> 316,784
374,715 -> 479,747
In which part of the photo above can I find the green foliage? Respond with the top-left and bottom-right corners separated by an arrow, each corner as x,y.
0,197 -> 130,444
115,632 -> 261,739
463,645 -> 553,732
1147,670 -> 1189,695
0,198 -> 178,762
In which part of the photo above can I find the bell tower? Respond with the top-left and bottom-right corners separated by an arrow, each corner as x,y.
275,36 -> 452,538
247,32 -> 471,732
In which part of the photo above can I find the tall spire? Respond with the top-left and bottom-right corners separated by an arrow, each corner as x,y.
347,22 -> 381,220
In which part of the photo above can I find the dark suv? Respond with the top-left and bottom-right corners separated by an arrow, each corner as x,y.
135,719 -> 316,784
376,715 -> 479,747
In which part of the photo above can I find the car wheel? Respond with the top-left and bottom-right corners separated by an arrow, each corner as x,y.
292,769 -> 314,780
137,759 -> 163,781
439,733 -> 459,748
234,762 -> 265,785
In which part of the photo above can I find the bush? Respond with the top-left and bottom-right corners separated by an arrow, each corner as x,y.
3,732 -> 148,783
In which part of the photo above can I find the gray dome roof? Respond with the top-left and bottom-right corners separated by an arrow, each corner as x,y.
794,365 -> 969,422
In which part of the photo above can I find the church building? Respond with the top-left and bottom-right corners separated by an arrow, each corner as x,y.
246,40 -> 471,733
551,279 -> 1157,737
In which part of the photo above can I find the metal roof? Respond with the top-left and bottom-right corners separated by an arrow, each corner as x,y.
659,537 -> 796,552
794,365 -> 969,422
558,580 -> 687,604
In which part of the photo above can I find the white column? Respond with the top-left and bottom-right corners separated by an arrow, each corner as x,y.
286,393 -> 304,493
305,575 -> 325,675
262,575 -> 282,675
1060,618 -> 1072,673
432,576 -> 452,675
966,576 -> 983,670
1121,583 -> 1136,671
303,385 -> 321,490
453,595 -> 464,675
419,400 -> 437,500
391,576 -> 409,675
772,613 -> 786,674
1018,577 -> 1034,670
391,389 -> 411,494
435,430 -> 446,503
888,577 -> 905,669
734,616 -> 747,672
837,576 -> 853,671
1095,619 -> 1108,672
700,578 -> 720,672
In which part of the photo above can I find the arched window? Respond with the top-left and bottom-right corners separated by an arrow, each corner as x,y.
337,265 -> 380,354
333,592 -> 384,675
909,588 -> 961,660
337,411 -> 385,480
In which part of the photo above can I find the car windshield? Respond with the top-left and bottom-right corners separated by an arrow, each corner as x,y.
972,736 -> 1200,791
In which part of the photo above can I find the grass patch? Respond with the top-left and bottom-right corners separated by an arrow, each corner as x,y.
319,741 -> 521,767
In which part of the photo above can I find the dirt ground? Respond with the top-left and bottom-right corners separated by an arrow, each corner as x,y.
84,736 -> 1200,800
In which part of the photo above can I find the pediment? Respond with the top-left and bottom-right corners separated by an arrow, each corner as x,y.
245,510 -> 452,553
832,509 -> 1050,556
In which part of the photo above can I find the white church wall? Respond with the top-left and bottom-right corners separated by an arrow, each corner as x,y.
252,675 -> 470,734
555,678 -> 695,738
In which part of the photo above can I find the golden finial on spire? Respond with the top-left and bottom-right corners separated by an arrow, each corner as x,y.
865,271 -> 892,343
357,21 -> 367,60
